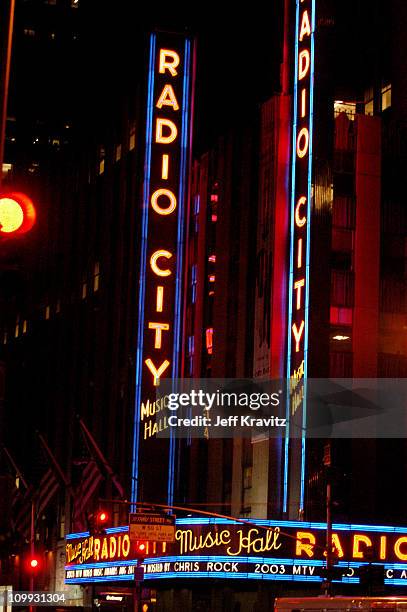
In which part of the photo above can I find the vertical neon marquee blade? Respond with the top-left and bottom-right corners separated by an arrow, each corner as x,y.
284,0 -> 316,516
131,32 -> 195,506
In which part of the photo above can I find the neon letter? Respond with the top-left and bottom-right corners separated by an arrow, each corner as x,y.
292,321 -> 305,352
295,531 -> 315,558
352,534 -> 373,559
299,10 -> 311,41
156,286 -> 164,312
161,154 -> 169,180
151,188 -> 177,215
295,196 -> 307,227
298,49 -> 310,80
156,84 -> 180,111
301,88 -> 307,118
159,49 -> 180,76
150,250 -> 172,277
297,238 -> 303,268
155,118 -> 178,144
297,127 -> 309,158
145,358 -> 170,386
148,322 -> 170,349
294,279 -> 305,310
380,536 -> 387,560
395,537 -> 407,561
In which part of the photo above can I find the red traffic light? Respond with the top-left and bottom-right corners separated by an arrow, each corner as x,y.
26,556 -> 40,571
97,511 -> 108,523
0,192 -> 36,235
135,541 -> 146,555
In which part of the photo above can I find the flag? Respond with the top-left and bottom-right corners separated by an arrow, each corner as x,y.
78,418 -> 125,498
35,468 -> 60,519
13,488 -> 32,540
72,459 -> 103,532
2,446 -> 31,539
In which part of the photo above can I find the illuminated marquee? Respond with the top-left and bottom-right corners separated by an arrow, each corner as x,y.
65,520 -> 407,586
284,0 -> 315,515
132,33 -> 195,505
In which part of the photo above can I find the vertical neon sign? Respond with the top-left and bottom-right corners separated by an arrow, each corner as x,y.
131,33 -> 195,506
284,0 -> 315,516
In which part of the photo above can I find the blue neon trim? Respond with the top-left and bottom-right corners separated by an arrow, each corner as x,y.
105,526 -> 129,534
284,0 -> 316,515
284,0 -> 301,516
131,33 -> 156,505
168,38 -> 192,507
66,531 -> 90,540
66,575 -> 133,584
300,0 -> 316,513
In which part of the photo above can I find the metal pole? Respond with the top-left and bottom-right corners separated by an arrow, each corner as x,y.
29,500 -> 35,611
324,442 -> 332,596
0,0 -> 15,187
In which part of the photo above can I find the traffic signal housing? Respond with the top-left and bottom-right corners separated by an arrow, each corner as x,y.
135,541 -> 147,559
26,554 -> 41,572
0,192 -> 36,236
94,510 -> 109,534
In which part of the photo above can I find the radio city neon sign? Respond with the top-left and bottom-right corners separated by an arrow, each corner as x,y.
145,48 -> 183,387
132,33 -> 194,504
291,0 -> 313,358
284,0 -> 315,514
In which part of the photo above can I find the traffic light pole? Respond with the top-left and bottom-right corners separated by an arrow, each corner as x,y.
29,500 -> 35,612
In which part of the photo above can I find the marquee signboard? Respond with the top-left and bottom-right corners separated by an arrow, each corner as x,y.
65,519 -> 407,586
284,0 -> 316,516
131,31 -> 195,506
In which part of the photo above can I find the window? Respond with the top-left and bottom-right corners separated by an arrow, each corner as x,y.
93,262 -> 100,292
191,264 -> 197,304
23,29 -> 36,37
129,124 -> 136,151
98,147 -> 105,175
56,299 -> 61,314
115,144 -> 122,162
14,317 -> 20,339
188,336 -> 194,376
330,306 -> 352,326
81,279 -> 87,299
206,328 -> 213,355
382,84 -> 392,111
334,100 -> 356,121
365,88 -> 374,116
45,305 -> 50,320
331,270 -> 354,307
22,320 -> 27,334
3,331 -> 7,345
